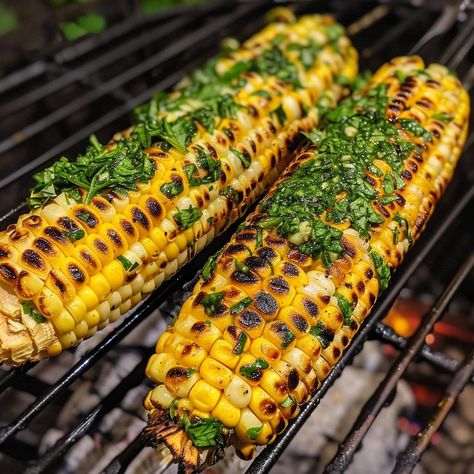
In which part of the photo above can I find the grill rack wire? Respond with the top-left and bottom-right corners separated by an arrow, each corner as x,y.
0,1 -> 473,473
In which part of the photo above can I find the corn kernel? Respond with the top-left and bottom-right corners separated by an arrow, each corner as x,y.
212,395 -> 241,427
65,296 -> 88,323
89,273 -> 112,302
51,310 -> 76,334
146,353 -> 177,384
46,340 -> 63,357
102,261 -> 125,290
210,339 -> 241,369
199,358 -> 233,389
164,242 -> 179,262
188,379 -> 221,412
77,286 -> 99,311
74,320 -> 89,339
84,309 -> 100,328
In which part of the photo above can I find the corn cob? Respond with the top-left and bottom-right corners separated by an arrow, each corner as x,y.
0,13 -> 358,365
143,56 -> 470,472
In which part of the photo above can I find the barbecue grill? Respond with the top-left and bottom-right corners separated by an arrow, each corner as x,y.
0,1 -> 473,473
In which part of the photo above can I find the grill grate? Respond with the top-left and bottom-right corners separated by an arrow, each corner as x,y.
0,1 -> 473,473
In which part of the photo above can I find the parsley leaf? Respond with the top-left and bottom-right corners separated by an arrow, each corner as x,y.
174,206 -> 202,230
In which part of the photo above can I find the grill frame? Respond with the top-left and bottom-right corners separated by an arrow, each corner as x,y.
0,1 -> 473,473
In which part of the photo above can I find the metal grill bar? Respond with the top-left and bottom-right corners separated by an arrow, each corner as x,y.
392,346 -> 474,474
372,322 -> 474,381
325,252 -> 474,472
0,2 -> 261,161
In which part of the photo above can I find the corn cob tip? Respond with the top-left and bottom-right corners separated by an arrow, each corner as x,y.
143,408 -> 233,473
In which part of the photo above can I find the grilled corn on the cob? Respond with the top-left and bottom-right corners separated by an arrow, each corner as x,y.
143,56 -> 470,472
0,13 -> 358,364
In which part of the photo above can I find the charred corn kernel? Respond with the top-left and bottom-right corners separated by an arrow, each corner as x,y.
146,384 -> 175,409
146,353 -> 178,384
164,367 -> 200,398
33,288 -> 63,319
188,379 -> 221,412
143,55 -> 470,469
211,395 -> 241,427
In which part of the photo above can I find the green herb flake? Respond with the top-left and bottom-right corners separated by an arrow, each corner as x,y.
252,90 -> 271,99
239,357 -> 269,379
160,179 -> 184,199
231,147 -> 251,169
169,399 -> 179,420
202,291 -> 225,316
370,250 -> 391,291
271,104 -> 287,126
22,302 -> 46,324
230,297 -> 253,315
174,206 -> 202,230
334,292 -> 352,325
182,415 -> 224,448
256,226 -> 263,249
393,213 -> 413,244
398,118 -> 432,142
63,228 -> 85,243
234,259 -> 249,273
247,425 -> 263,440
232,331 -> 248,355
117,255 -> 139,272
204,320 -> 212,327
395,70 -> 406,83
202,250 -> 220,283
431,112 -> 454,123
280,396 -> 295,408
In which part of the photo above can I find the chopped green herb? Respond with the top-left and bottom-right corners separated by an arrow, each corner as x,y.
231,147 -> 251,169
395,70 -> 406,83
431,112 -> 454,123
252,90 -> 271,99
280,396 -> 295,408
256,227 -> 263,249
182,414 -> 224,448
309,322 -> 333,348
202,291 -> 225,316
63,228 -> 85,243
117,255 -> 139,272
220,185 -> 242,203
393,213 -> 413,244
234,259 -> 249,273
370,250 -> 391,291
160,179 -> 184,199
271,104 -> 287,125
149,117 -> 197,153
232,332 -> 248,355
22,302 -> 46,324
169,399 -> 179,420
334,292 -> 352,325
204,320 -> 212,327
174,206 -> 202,230
202,250 -> 220,282
239,357 -> 269,379
230,297 -> 253,315
185,368 -> 197,378
247,425 -> 263,440
398,118 -> 432,142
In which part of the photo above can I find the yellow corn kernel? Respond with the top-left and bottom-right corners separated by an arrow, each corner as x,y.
149,227 -> 168,250
174,233 -> 188,252
74,320 -> 89,339
211,394 -> 241,427
102,261 -> 125,290
235,407 -> 263,444
156,331 -> 172,353
51,310 -> 76,334
210,339 -> 241,369
89,273 -> 112,302
164,242 -> 179,262
130,292 -> 142,306
84,309 -> 100,328
77,286 -> 99,311
188,379 -> 221,412
58,331 -> 77,349
199,358 -> 233,389
46,340 -> 63,357
65,296 -> 88,322
296,333 -> 321,360
281,347 -> 312,379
